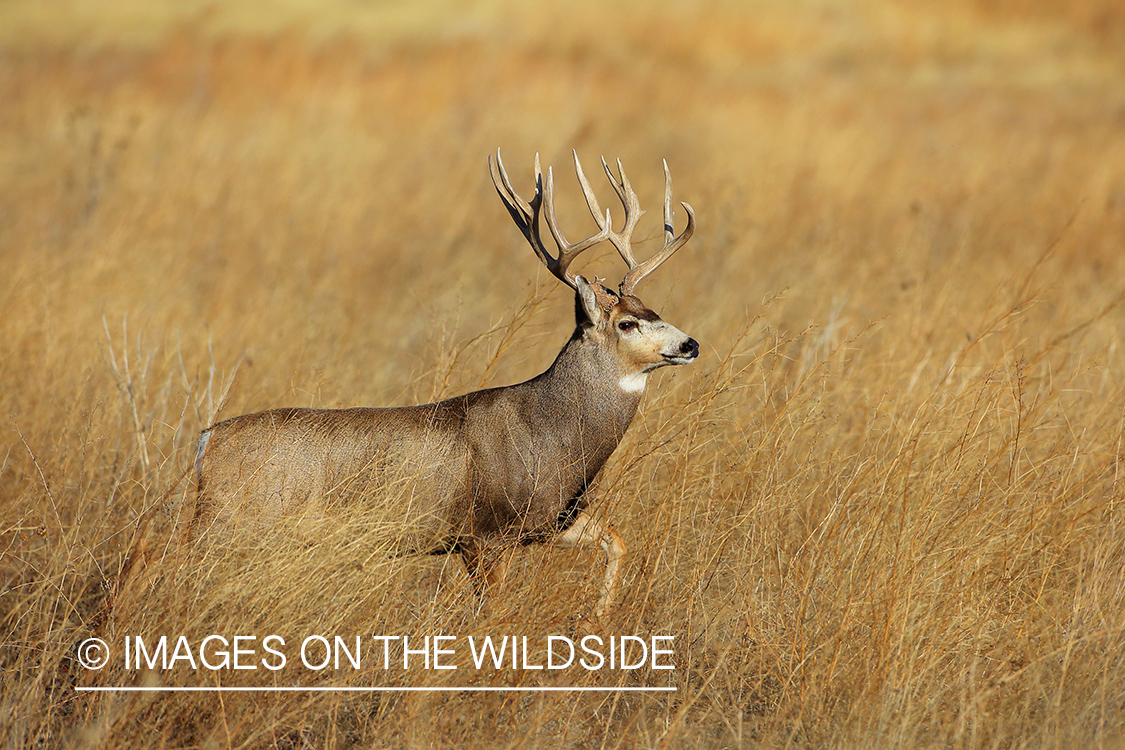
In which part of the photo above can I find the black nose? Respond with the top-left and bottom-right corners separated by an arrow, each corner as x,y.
681,338 -> 699,358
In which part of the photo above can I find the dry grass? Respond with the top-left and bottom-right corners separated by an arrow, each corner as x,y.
3,0 -> 1125,747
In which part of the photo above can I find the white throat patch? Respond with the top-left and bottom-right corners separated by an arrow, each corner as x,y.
618,372 -> 649,393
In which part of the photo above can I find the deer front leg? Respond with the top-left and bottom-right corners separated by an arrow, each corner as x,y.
550,512 -> 627,618
460,542 -> 516,610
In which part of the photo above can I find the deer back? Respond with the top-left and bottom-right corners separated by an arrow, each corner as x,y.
190,405 -> 470,551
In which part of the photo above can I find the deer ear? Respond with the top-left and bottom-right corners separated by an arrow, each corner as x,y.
574,275 -> 606,328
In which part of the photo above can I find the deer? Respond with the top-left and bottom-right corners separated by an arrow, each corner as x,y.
185,150 -> 699,618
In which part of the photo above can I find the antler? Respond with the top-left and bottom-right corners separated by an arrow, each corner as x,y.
490,149 -> 695,297
573,153 -> 644,270
489,149 -> 610,290
573,152 -> 695,297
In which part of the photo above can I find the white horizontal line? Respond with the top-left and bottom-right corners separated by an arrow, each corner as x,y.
76,686 -> 676,693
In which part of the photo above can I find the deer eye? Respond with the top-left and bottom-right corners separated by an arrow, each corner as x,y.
617,320 -> 638,332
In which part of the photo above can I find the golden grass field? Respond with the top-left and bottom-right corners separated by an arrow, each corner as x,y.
3,0 -> 1125,747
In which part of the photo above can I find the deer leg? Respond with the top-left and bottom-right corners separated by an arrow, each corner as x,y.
460,542 -> 516,607
460,543 -> 487,598
550,512 -> 626,618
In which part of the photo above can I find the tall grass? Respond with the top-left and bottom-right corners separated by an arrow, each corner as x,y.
2,0 -> 1125,747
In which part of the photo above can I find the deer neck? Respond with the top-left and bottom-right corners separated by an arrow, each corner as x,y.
535,328 -> 643,443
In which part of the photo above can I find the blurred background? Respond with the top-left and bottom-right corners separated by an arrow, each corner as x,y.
3,0 -> 1123,407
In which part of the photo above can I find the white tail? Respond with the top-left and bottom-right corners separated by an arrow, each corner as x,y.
189,150 -> 699,617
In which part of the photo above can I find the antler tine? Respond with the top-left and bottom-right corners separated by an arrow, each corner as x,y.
572,150 -> 605,226
489,150 -> 534,242
619,158 -> 696,296
663,158 -> 675,245
541,165 -> 612,284
491,149 -> 609,290
600,157 -> 645,268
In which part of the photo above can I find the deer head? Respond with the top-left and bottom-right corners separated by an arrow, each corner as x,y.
489,150 -> 699,393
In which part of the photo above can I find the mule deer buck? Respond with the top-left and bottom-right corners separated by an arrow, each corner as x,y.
188,150 -> 698,617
